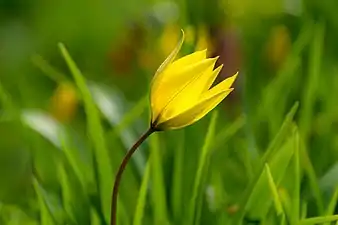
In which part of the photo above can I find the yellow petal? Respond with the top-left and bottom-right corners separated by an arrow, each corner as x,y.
151,30 -> 184,97
156,89 -> 233,130
204,72 -> 238,97
157,57 -> 219,121
169,49 -> 207,71
152,49 -> 208,100
151,58 -> 216,121
203,64 -> 223,91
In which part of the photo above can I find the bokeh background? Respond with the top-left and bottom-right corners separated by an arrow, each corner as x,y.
1,0 -> 338,224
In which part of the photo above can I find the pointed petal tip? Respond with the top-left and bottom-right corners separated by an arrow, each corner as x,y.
214,55 -> 220,61
214,64 -> 224,71
193,49 -> 208,58
200,48 -> 208,55
211,64 -> 223,77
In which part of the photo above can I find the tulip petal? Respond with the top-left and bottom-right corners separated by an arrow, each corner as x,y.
153,30 -> 185,81
203,64 -> 223,91
151,50 -> 208,99
205,72 -> 238,97
151,58 -> 216,122
156,89 -> 233,130
156,58 -> 218,120
170,49 -> 207,71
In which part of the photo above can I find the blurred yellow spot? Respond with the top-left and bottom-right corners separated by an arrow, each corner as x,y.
266,25 -> 291,69
50,82 -> 78,123
184,25 -> 195,45
159,23 -> 180,58
196,26 -> 212,53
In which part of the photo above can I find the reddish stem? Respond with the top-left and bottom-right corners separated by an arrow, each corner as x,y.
110,128 -> 154,225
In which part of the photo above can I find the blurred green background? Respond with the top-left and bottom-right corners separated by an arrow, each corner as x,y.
2,0 -> 338,224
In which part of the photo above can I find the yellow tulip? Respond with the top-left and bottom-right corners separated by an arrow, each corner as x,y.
110,30 -> 238,225
150,30 -> 238,130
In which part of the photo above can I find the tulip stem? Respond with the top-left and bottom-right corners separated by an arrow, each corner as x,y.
111,127 -> 154,225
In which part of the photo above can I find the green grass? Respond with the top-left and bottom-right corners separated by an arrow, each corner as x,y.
2,2 -> 338,225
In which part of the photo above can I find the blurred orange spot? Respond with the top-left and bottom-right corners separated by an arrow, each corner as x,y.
50,82 -> 78,123
226,204 -> 239,214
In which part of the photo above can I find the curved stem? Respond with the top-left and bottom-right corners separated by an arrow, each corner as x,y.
110,127 -> 154,225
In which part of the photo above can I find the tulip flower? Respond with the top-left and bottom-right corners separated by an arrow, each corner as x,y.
150,30 -> 238,130
110,30 -> 237,225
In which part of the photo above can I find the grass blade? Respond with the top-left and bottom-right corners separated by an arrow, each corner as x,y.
32,177 -> 55,225
300,215 -> 338,225
133,159 -> 151,225
291,125 -> 300,225
300,140 -> 324,215
58,43 -> 113,222
324,187 -> 338,225
150,133 -> 169,224
171,130 -> 185,222
299,21 -> 325,139
187,111 -> 218,225
265,164 -> 285,217
232,102 -> 298,224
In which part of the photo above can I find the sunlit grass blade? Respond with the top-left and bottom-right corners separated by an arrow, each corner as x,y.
171,130 -> 185,222
149,133 -> 169,224
264,164 -> 285,217
327,187 -> 338,215
279,187 -> 292,221
300,215 -> 338,225
32,177 -> 55,225
232,103 -> 298,224
133,159 -> 151,225
324,187 -> 338,225
57,163 -> 75,224
90,207 -> 101,225
58,43 -> 113,222
301,201 -> 308,219
187,111 -> 218,225
244,135 -> 293,218
291,125 -> 300,225
59,134 -> 87,192
31,54 -> 69,83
